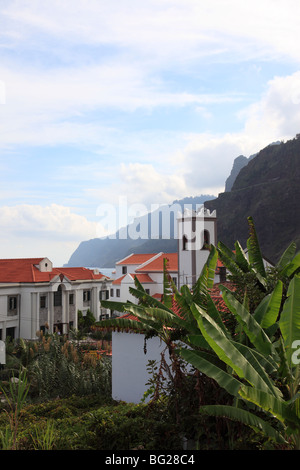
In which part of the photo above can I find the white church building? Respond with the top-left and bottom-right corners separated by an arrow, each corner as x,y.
110,206 -> 220,403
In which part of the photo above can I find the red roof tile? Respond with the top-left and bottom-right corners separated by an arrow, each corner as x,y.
131,273 -> 154,283
112,275 -> 126,285
0,258 -> 108,283
116,253 -> 156,265
112,273 -> 154,285
136,253 -> 178,272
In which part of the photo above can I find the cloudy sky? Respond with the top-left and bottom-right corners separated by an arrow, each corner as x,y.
0,0 -> 300,265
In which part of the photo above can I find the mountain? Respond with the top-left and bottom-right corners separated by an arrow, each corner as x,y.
225,154 -> 254,191
224,141 -> 281,192
205,136 -> 300,263
66,137 -> 299,268
65,194 -> 215,267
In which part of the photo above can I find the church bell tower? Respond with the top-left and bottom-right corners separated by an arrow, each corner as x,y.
177,206 -> 217,288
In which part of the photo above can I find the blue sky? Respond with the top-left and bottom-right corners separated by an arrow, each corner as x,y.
0,0 -> 300,265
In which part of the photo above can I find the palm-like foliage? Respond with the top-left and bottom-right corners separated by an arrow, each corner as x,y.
217,216 -> 300,312
98,217 -> 300,448
179,225 -> 300,448
98,246 -> 218,347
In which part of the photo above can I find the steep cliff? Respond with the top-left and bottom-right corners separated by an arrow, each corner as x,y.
205,137 -> 300,262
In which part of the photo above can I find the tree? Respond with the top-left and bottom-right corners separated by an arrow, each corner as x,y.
180,271 -> 300,448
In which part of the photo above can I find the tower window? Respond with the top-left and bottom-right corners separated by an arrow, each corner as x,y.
202,230 -> 210,250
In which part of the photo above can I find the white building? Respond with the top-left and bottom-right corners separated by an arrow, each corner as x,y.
109,252 -> 178,308
178,206 -> 218,288
0,257 -> 111,341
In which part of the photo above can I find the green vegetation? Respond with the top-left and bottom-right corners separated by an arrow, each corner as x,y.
1,217 -> 299,450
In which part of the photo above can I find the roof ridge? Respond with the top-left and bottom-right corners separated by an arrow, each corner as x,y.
135,252 -> 163,270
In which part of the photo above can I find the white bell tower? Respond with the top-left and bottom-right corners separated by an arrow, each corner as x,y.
177,206 -> 217,288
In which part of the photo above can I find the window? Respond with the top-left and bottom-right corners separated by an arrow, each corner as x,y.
100,290 -> 109,301
116,289 -> 120,298
54,286 -> 62,307
110,288 -> 114,297
182,235 -> 188,251
172,277 -> 177,287
83,290 -> 91,302
69,293 -> 74,305
40,295 -> 47,309
202,230 -> 210,250
8,296 -> 18,311
122,266 -> 127,274
145,289 -> 150,295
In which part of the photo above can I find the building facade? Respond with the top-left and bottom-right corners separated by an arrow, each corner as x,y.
109,252 -> 178,307
177,206 -> 217,288
0,257 -> 111,341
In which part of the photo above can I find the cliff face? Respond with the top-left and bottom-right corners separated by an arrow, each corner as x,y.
205,137 -> 300,263
224,155 -> 249,192
66,137 -> 300,267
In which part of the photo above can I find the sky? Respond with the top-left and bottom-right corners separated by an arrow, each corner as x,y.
0,0 -> 300,266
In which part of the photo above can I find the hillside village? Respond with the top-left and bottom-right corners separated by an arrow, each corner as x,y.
0,137 -> 299,451
0,206 -> 222,341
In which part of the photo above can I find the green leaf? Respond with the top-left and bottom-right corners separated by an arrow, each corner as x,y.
280,252 -> 300,278
97,317 -> 150,333
259,280 -> 283,329
220,285 -> 274,356
239,385 -> 300,429
217,241 -> 244,277
247,216 -> 266,279
199,405 -> 287,444
233,341 -> 281,398
190,303 -> 279,396
206,294 -> 229,335
128,286 -> 174,313
180,348 -> 241,397
234,241 -> 249,272
187,334 -> 211,350
192,245 -> 218,304
276,242 -> 297,272
279,275 -> 300,365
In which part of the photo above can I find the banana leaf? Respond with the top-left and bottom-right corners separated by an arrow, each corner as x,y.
246,216 -> 266,279
199,405 -> 287,444
220,285 -> 274,356
234,240 -> 250,272
276,241 -> 297,272
180,347 -> 242,397
239,385 -> 300,429
190,303 -> 280,397
279,275 -> 300,366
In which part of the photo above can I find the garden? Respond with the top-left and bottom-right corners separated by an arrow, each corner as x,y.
0,217 -> 299,450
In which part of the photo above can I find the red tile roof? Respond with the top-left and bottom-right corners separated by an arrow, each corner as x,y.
136,253 -> 178,272
112,275 -> 126,285
112,273 -> 154,285
131,273 -> 154,283
0,258 -> 108,283
116,253 -> 156,265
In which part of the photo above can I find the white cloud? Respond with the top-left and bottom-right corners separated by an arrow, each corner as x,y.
0,204 -> 108,265
243,72 -> 300,140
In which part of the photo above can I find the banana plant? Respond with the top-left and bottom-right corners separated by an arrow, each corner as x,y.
180,275 -> 300,448
218,216 -> 300,314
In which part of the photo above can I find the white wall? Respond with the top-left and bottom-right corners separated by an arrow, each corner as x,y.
112,331 -> 168,404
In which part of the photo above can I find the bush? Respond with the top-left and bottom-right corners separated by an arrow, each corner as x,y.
27,334 -> 111,400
